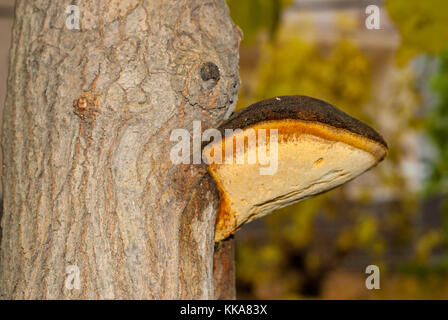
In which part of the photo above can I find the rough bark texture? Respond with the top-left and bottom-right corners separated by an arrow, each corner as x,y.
212,238 -> 235,299
0,0 -> 240,299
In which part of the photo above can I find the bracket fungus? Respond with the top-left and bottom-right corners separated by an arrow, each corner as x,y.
204,95 -> 388,242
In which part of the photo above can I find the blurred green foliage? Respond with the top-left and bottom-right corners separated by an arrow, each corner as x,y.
255,38 -> 371,122
425,47 -> 448,195
386,0 -> 448,65
226,0 -> 291,44
425,47 -> 448,250
387,0 -> 448,252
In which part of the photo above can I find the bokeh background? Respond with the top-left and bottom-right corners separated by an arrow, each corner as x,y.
225,0 -> 448,299
0,0 -> 447,299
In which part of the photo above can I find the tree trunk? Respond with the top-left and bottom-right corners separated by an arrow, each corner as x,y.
0,0 -> 240,299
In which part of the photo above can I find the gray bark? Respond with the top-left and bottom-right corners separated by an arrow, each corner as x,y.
0,0 -> 240,299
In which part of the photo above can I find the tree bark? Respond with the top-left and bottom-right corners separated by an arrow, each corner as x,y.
0,0 -> 240,299
213,238 -> 235,300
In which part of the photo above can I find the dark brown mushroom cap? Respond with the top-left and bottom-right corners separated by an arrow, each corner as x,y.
220,95 -> 387,149
208,95 -> 388,242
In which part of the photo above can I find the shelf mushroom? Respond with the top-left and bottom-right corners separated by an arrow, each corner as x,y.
203,95 -> 388,242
